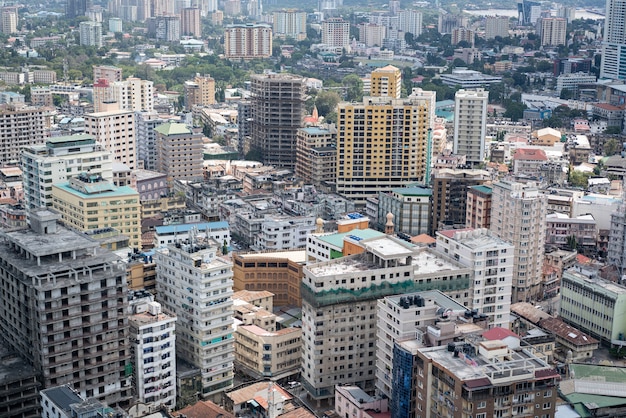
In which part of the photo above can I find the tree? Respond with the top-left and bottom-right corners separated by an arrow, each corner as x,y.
604,137 -> 621,156
503,101 -> 526,121
569,170 -> 591,188
342,74 -> 363,102
566,235 -> 578,251
315,90 -> 341,117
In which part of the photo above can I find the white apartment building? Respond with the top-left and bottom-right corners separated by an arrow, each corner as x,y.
322,17 -> 350,52
358,23 -> 386,47
135,111 -> 164,170
84,109 -> 137,169
436,228 -> 515,328
155,235 -> 234,400
601,0 -> 626,79
453,89 -> 488,167
490,181 -> 547,303
375,290 -> 467,399
398,10 -> 423,37
110,77 -> 154,112
556,72 -> 597,95
129,299 -> 177,408
153,221 -> 231,248
485,16 -> 509,39
540,17 -> 567,47
301,235 -> 472,406
273,9 -> 307,40
79,21 -> 103,47
21,134 -> 113,214
256,215 -> 316,251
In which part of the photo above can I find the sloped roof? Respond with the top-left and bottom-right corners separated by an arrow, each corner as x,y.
482,327 -> 520,341
514,148 -> 548,161
154,122 -> 192,136
172,400 -> 234,418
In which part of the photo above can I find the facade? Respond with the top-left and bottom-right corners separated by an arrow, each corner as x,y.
84,109 -> 137,169
184,74 -> 216,110
250,73 -> 305,170
485,16 -> 509,39
153,221 -> 230,248
153,15 -> 181,42
1,7 -> 17,35
414,342 -> 558,418
601,0 -> 626,79
0,345 -> 40,418
321,17 -> 350,51
561,267 -> 626,347
441,69 -> 502,89
135,111 -> 164,171
181,7 -> 201,37
154,123 -> 204,182
79,21 -> 103,47
398,9 -> 423,37
430,168 -> 490,234
21,134 -> 113,214
301,235 -> 472,405
556,72 -> 597,96
438,13 -> 467,34
224,24 -> 272,59
540,17 -> 567,47
375,290 -> 467,399
358,23 -> 386,47
0,210 -> 131,406
110,77 -> 154,112
232,250 -> 305,307
273,9 -> 307,41
295,126 -> 337,188
545,213 -> 597,253
155,236 -> 234,399
490,181 -> 547,303
235,325 -> 301,381
129,298 -> 177,408
0,105 -> 49,165
336,89 -> 436,206
51,172 -> 141,249
93,65 -> 122,83
465,185 -> 492,229
451,27 -> 474,46
436,228 -> 515,328
453,89 -> 488,167
370,65 -> 402,99
377,186 -> 431,236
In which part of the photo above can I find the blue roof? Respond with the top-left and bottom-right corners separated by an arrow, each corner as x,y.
42,386 -> 82,413
300,127 -> 332,135
155,221 -> 230,235
391,186 -> 432,196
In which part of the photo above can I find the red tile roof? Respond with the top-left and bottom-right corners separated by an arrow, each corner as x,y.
513,148 -> 548,161
482,327 -> 519,341
173,400 -> 234,418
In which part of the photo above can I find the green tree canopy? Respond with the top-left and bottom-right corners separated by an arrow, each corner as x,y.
315,90 -> 341,117
342,74 -> 363,102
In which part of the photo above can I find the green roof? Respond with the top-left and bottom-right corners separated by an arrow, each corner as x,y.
391,186 -> 432,196
470,185 -> 493,195
563,393 -> 626,417
47,134 -> 94,143
568,363 -> 626,382
318,228 -> 385,249
154,123 -> 192,136
53,183 -> 139,199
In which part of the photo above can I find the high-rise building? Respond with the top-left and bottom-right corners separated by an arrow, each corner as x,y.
84,108 -> 137,169
108,17 -> 123,33
273,9 -> 307,41
557,5 -> 576,23
250,73 -> 305,170
438,13 -> 467,34
0,210 -> 131,406
135,111 -> 165,171
181,7 -> 201,37
154,122 -> 204,182
224,23 -> 272,59
451,26 -> 475,46
398,10 -> 423,37
1,7 -> 18,35
66,0 -> 88,18
430,168 -> 490,234
0,104 -> 49,165
370,65 -> 402,99
21,134 -> 113,215
51,172 -> 141,249
453,88 -> 488,167
436,228 -> 514,328
295,125 -> 337,188
110,77 -> 154,112
358,23 -> 386,47
155,235 -> 234,400
152,15 -> 180,42
322,17 -> 350,51
79,21 -> 103,47
466,184 -> 493,229
518,0 -> 541,25
184,74 -> 216,110
300,235 -> 472,405
490,181 -> 547,303
93,65 -> 122,83
377,187 -> 431,236
335,89 -> 436,206
485,15 -> 510,39
539,17 -> 567,47
128,294 -> 177,408
412,342 -> 558,418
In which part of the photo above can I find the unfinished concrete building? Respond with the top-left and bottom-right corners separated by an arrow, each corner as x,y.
0,210 -> 132,407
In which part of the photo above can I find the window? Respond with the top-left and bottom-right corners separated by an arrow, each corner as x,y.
476,413 -> 487,418
543,403 -> 551,409
478,401 -> 486,409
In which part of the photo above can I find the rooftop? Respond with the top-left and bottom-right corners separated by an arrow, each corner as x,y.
154,122 -> 192,136
226,381 -> 292,406
239,324 -> 300,337
233,290 -> 275,302
385,289 -> 467,312
236,250 -> 306,264
482,327 -> 520,341
316,228 -> 385,249
391,186 -> 432,196
510,302 -> 552,324
539,317 -> 599,346
155,221 -> 229,235
469,185 -> 492,195
0,344 -> 39,384
41,386 -> 83,413
53,182 -> 138,199
172,400 -> 234,418
514,148 -> 548,161
438,228 -> 514,251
